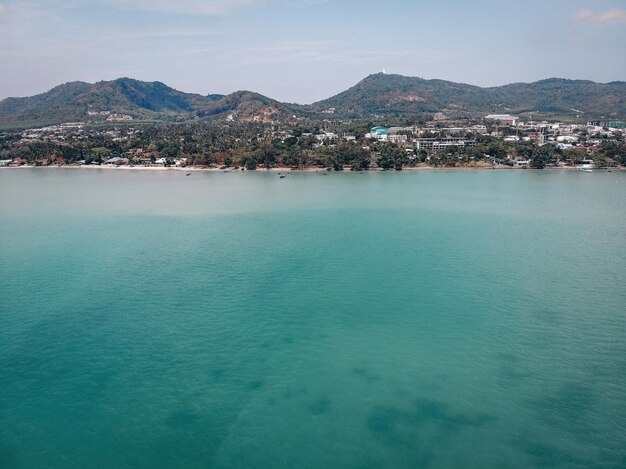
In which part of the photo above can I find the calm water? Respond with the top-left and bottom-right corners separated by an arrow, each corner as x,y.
1,168 -> 625,468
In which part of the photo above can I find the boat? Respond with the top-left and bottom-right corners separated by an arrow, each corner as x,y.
280,174 -> 286,179
579,164 -> 592,173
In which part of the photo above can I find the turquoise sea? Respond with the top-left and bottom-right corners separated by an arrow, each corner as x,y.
1,168 -> 625,468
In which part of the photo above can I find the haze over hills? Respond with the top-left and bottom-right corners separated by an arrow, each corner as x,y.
0,74 -> 624,129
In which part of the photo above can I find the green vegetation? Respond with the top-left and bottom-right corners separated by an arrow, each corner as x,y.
4,120 -> 623,172
312,74 -> 626,120
1,74 -> 624,130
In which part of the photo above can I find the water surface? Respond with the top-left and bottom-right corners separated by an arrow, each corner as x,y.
1,169 -> 625,468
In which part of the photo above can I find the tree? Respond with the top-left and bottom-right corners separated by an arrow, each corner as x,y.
593,155 -> 608,169
531,145 -> 556,169
244,157 -> 257,170
254,145 -> 276,169
377,143 -> 406,170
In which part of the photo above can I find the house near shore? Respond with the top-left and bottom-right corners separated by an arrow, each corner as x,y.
104,157 -> 125,165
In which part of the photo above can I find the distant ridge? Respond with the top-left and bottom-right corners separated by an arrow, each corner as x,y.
310,73 -> 626,119
1,74 -> 624,129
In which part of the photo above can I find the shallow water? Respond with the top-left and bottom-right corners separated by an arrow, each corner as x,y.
1,169 -> 625,468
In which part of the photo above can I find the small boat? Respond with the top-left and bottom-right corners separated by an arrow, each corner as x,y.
186,173 -> 191,176
280,174 -> 286,179
579,165 -> 592,173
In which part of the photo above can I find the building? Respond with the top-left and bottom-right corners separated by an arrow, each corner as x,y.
556,136 -> 578,143
370,127 -> 389,142
387,127 -> 413,144
415,137 -> 475,151
606,121 -> 625,129
471,125 -> 488,134
486,114 -> 519,126
315,132 -> 338,143
104,157 -> 124,165
388,134 -> 408,144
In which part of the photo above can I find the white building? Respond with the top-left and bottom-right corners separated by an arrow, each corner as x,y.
416,138 -> 475,151
486,114 -> 519,126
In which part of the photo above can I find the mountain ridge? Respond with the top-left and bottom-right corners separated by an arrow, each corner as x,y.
1,74 -> 624,129
311,73 -> 626,118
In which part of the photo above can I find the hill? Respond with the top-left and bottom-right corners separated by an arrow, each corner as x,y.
0,78 -> 223,128
1,74 -> 624,129
311,73 -> 626,119
195,90 -> 304,123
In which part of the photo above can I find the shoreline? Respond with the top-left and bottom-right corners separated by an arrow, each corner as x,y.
1,165 -> 623,172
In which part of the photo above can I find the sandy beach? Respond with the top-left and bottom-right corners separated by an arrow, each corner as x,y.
2,164 -> 622,172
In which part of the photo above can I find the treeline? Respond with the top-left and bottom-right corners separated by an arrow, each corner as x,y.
1,123 -> 625,169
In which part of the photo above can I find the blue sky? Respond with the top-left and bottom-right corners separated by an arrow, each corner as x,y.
0,0 -> 625,103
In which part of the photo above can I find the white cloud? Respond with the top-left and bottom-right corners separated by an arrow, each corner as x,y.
104,0 -> 265,15
575,8 -> 626,23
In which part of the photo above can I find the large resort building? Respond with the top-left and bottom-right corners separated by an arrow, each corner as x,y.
415,137 -> 476,151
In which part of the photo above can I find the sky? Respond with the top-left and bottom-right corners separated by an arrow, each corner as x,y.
0,0 -> 625,103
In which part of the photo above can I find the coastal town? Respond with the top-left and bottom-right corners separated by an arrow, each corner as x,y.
1,114 -> 624,171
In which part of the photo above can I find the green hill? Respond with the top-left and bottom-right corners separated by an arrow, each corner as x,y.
1,74 -> 624,129
311,73 -> 626,119
0,78 -> 307,129
0,78 -> 222,128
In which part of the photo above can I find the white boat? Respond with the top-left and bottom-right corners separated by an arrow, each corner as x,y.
579,164 -> 592,173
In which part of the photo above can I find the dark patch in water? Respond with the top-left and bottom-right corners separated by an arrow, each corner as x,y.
496,353 -> 531,381
531,382 -> 596,438
368,408 -> 398,435
155,407 -> 244,465
211,368 -> 225,381
499,364 -> 531,381
525,442 -> 583,466
351,366 -> 380,382
414,399 -> 493,430
281,335 -> 294,344
515,434 -> 590,467
367,398 -> 494,446
309,396 -> 331,415
497,352 -> 519,364
248,380 -> 264,390
365,407 -> 437,467
165,409 -> 200,428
